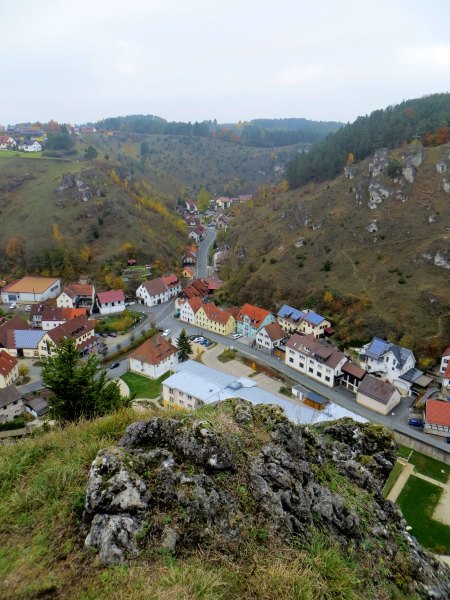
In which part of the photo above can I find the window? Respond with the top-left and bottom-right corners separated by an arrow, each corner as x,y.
325,376 -> 331,382
308,367 -> 313,373
289,357 -> 294,363
299,362 -> 304,369
316,372 -> 321,378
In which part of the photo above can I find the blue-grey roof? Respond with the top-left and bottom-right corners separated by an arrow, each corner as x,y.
13,330 -> 46,349
389,344 -> 413,369
400,368 -> 424,383
277,304 -> 305,322
292,384 -> 328,405
365,337 -> 390,360
168,360 -> 365,425
303,311 -> 326,326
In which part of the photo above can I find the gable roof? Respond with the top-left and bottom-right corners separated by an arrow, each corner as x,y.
141,278 -> 168,297
96,290 -> 125,304
187,297 -> 203,314
237,304 -> 272,328
200,302 -> 234,326
161,274 -> 180,288
12,330 -> 46,349
365,337 -> 414,369
278,304 -> 305,323
48,315 -> 94,345
129,334 -> 177,365
62,283 -> 94,298
0,316 -> 31,348
182,278 -> 209,299
24,397 -> 49,416
261,322 -> 285,342
426,399 -> 450,427
286,333 -> 345,369
0,385 -> 21,409
0,350 -> 17,377
358,375 -> 396,404
1,277 -> 60,294
341,361 -> 366,380
40,306 -> 87,323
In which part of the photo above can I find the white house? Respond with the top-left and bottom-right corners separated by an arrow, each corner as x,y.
129,334 -> 179,380
356,375 -> 401,415
440,348 -> 450,375
0,386 -> 23,423
179,297 -> 202,325
425,399 -> 450,438
255,322 -> 285,353
0,350 -> 18,388
285,333 -> 347,388
20,140 -> 42,152
359,337 -> 417,393
57,283 -> 95,311
1,277 -> 61,305
95,290 -> 125,315
277,305 -> 331,339
136,274 -> 181,307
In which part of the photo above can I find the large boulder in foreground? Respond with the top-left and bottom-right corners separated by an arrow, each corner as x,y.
83,399 -> 450,599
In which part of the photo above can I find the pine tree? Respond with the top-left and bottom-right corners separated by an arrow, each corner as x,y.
177,329 -> 192,362
41,338 -> 130,422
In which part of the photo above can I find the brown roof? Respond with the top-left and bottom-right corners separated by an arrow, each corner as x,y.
188,297 -> 203,314
342,361 -> 366,380
0,385 -> 21,409
262,322 -> 285,342
201,302 -> 234,326
1,277 -> 60,294
286,333 -> 345,369
442,348 -> 450,358
357,375 -> 396,405
142,278 -> 168,297
161,274 -> 180,288
129,334 -> 177,366
0,316 -> 30,347
63,283 -> 94,298
40,306 -> 87,323
0,350 -> 17,377
48,315 -> 94,345
237,303 -> 272,328
183,278 -> 209,299
426,399 -> 450,427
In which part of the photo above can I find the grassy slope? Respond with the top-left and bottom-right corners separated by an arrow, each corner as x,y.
0,154 -> 187,268
0,406 -> 414,600
221,144 -> 450,348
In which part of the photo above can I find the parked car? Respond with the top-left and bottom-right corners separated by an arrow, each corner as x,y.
109,362 -> 120,369
231,332 -> 242,339
162,329 -> 171,337
109,332 -> 118,338
408,418 -> 425,428
101,332 -> 109,338
9,302 -> 16,309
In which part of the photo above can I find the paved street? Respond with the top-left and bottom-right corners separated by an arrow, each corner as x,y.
196,226 -> 216,277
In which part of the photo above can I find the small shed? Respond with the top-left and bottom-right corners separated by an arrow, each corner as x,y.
292,384 -> 329,411
24,397 -> 49,418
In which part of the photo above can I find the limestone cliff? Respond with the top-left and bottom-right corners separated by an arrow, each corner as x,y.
84,400 -> 450,599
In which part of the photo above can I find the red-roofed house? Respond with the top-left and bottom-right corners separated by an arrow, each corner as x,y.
95,290 -> 125,315
129,334 -> 179,379
255,322 -> 285,353
0,350 -> 18,388
47,315 -> 96,355
161,274 -> 182,297
236,304 -> 275,339
425,399 -> 450,437
179,297 -> 203,324
31,305 -> 88,330
182,266 -> 195,279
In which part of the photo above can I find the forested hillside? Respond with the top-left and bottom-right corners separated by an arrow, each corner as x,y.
286,93 -> 450,188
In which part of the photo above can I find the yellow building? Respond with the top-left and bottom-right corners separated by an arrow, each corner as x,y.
196,302 -> 236,335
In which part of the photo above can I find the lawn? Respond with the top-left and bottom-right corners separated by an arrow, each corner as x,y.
382,461 -> 404,497
95,310 -> 144,334
120,371 -> 171,399
396,475 -> 450,554
397,445 -> 450,483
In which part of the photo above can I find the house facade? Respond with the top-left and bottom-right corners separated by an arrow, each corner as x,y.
31,305 -> 87,330
57,283 -> 95,311
424,399 -> 450,438
0,350 -> 18,388
236,304 -> 275,339
195,303 -> 236,336
277,305 -> 331,339
1,277 -> 61,305
47,315 -> 96,355
136,275 -> 181,307
285,333 -> 347,388
356,375 -> 401,415
95,290 -> 125,315
255,322 -> 285,353
359,337 -> 416,392
0,386 -> 23,423
129,334 -> 178,380
179,297 -> 202,325
340,361 -> 367,394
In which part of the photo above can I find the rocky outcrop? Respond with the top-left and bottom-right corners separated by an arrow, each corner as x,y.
83,400 -> 450,598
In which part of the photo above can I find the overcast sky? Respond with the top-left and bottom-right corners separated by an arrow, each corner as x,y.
2,0 -> 450,125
